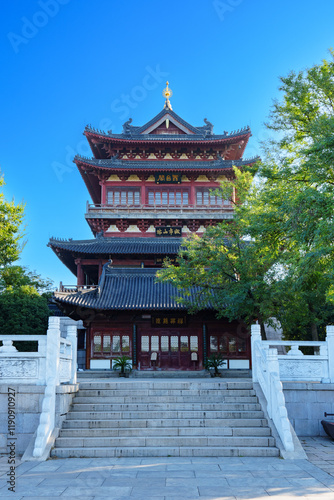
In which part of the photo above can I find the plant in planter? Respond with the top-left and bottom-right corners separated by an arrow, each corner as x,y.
205,353 -> 227,377
112,355 -> 132,377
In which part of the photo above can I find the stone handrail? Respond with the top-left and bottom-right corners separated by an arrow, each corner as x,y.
251,325 -> 294,452
0,335 -> 47,385
251,324 -> 334,452
264,330 -> 334,383
0,317 -> 78,458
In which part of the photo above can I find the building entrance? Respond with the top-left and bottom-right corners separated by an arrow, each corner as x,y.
137,327 -> 202,370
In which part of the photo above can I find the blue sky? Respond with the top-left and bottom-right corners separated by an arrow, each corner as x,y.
1,0 -> 334,287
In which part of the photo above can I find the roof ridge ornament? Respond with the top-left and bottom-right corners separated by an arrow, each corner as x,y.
162,81 -> 173,110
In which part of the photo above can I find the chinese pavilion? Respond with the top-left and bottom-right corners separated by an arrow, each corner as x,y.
50,83 -> 257,371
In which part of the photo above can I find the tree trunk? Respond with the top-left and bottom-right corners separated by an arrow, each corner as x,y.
260,322 -> 267,340
310,322 -> 318,341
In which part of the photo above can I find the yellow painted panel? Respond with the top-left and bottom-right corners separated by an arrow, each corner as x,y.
107,175 -> 121,181
127,225 -> 141,233
195,175 -> 209,182
181,175 -> 190,182
127,175 -> 140,181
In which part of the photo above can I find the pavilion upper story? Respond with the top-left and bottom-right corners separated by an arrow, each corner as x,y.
74,86 -> 257,237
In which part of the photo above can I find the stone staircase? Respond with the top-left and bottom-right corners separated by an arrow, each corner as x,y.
51,379 -> 280,458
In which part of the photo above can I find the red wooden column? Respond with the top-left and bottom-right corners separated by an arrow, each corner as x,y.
100,180 -> 106,205
141,182 -> 146,206
75,258 -> 84,286
190,181 -> 196,206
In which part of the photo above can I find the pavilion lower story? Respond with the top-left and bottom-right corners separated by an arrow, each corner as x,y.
85,312 -> 251,371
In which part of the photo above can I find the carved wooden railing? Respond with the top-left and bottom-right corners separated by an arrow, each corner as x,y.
86,201 -> 234,216
58,284 -> 98,293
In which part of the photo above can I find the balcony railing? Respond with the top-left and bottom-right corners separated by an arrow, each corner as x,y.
86,202 -> 234,216
58,284 -> 98,293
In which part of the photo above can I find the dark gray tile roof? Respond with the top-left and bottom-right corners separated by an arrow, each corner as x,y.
54,267 -> 212,311
84,108 -> 251,141
75,156 -> 259,171
134,108 -> 207,135
48,237 -> 184,255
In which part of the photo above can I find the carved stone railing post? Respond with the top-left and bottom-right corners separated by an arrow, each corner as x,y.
251,324 -> 294,452
326,325 -> 334,383
266,347 -> 279,418
67,325 -> 77,384
33,317 -> 60,458
251,324 -> 261,383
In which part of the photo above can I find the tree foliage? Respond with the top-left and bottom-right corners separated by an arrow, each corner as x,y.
0,174 -> 25,266
0,286 -> 50,337
158,51 -> 334,341
0,173 -> 52,339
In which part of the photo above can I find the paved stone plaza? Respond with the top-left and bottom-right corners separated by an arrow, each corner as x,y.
0,436 -> 334,499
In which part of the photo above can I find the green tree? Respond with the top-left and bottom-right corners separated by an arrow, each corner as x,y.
157,169 -> 280,338
0,173 -> 25,266
0,173 -> 52,343
246,50 -> 334,339
0,286 -> 50,337
158,51 -> 334,341
0,265 -> 52,293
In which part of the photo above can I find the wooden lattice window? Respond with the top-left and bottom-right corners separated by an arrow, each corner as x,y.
92,332 -> 131,356
196,188 -> 231,207
147,188 -> 189,206
107,188 -> 140,206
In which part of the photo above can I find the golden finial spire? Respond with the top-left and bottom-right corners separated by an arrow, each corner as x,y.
162,81 -> 173,110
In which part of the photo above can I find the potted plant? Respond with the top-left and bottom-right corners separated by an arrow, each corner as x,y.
112,355 -> 132,377
205,353 -> 227,377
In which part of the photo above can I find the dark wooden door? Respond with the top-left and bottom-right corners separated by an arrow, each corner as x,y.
137,327 -> 201,370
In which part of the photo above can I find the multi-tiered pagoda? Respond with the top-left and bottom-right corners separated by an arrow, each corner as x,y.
50,83 -> 256,371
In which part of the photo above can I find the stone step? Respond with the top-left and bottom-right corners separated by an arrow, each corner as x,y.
51,445 -> 279,458
59,426 -> 272,438
131,370 -> 211,378
70,402 -> 262,412
62,417 -> 269,429
53,378 -> 278,459
77,381 -> 254,390
54,435 -> 275,448
76,388 -> 256,398
73,395 -> 258,404
66,410 -> 265,420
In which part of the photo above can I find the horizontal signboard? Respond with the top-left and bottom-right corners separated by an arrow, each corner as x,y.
155,173 -> 182,184
155,226 -> 182,237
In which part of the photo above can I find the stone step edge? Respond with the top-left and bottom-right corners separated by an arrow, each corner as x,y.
63,418 -> 268,424
51,445 -> 279,456
59,426 -> 270,432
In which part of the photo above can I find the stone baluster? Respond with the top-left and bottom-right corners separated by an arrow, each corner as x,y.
251,324 -> 261,383
33,317 -> 60,458
326,325 -> 334,383
67,325 -> 77,384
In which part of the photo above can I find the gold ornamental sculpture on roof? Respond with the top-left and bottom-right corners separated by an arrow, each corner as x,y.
163,81 -> 173,110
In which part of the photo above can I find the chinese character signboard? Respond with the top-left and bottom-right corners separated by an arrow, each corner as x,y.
155,173 -> 182,184
155,226 -> 182,237
151,314 -> 188,327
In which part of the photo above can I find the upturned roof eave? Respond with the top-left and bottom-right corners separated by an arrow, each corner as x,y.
84,130 -> 251,145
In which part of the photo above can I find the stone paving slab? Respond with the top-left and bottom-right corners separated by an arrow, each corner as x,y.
1,436 -> 334,498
